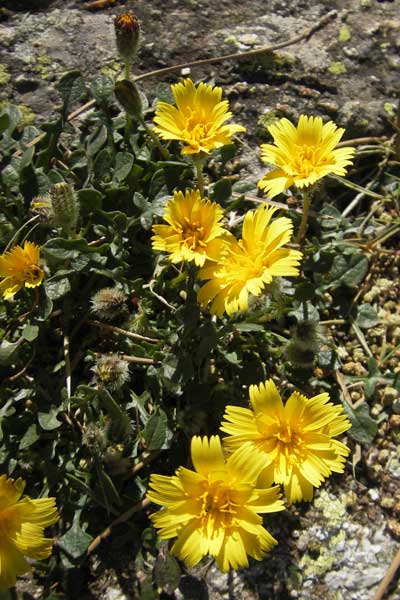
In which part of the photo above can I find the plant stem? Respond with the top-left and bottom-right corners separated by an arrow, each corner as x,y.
140,118 -> 170,160
194,154 -> 205,197
296,189 -> 312,244
124,60 -> 131,81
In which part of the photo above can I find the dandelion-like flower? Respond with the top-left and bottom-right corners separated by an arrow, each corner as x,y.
257,115 -> 355,198
153,78 -> 246,155
147,436 -> 284,572
197,203 -> 302,316
0,241 -> 44,300
221,379 -> 351,504
152,189 -> 227,267
0,475 -> 59,589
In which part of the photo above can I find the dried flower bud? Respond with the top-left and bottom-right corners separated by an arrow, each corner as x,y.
114,79 -> 143,120
30,194 -> 55,223
49,182 -> 80,234
91,287 -> 127,320
93,353 -> 130,390
286,320 -> 320,369
114,13 -> 140,64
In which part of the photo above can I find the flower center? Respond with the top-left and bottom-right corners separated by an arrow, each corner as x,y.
23,264 -> 43,285
199,482 -> 235,527
181,217 -> 206,250
289,144 -> 332,178
273,423 -> 305,464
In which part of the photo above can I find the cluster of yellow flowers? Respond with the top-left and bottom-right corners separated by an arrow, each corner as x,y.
148,79 -> 353,571
151,78 -> 355,316
147,379 -> 351,572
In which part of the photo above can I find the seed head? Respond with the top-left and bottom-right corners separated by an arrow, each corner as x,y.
93,353 -> 130,390
91,287 -> 127,320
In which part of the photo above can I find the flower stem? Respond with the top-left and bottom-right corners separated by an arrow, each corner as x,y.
140,118 -> 170,160
194,154 -> 205,197
296,189 -> 312,244
124,60 -> 131,81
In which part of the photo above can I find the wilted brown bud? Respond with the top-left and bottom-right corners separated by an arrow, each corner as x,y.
114,79 -> 143,119
30,194 -> 54,223
114,13 -> 140,64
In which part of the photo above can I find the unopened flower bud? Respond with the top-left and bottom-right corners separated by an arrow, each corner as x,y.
114,13 -> 140,64
114,79 -> 143,119
49,182 -> 80,234
30,194 -> 54,223
93,353 -> 130,390
91,287 -> 127,320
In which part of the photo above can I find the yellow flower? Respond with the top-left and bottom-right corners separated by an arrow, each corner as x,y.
197,203 -> 302,316
220,379 -> 351,504
0,475 -> 59,589
147,436 -> 284,572
0,241 -> 44,300
152,189 -> 227,266
257,115 -> 355,198
153,78 -> 246,155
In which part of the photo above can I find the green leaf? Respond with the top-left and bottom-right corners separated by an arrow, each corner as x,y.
333,252 -> 369,287
212,178 -> 232,203
356,303 -> 380,329
95,462 -> 122,512
93,147 -> 113,179
58,520 -> 93,559
343,401 -> 378,444
42,237 -> 109,260
45,277 -> 71,301
143,409 -> 169,451
21,324 -> 39,342
38,406 -> 62,431
114,151 -> 134,182
87,123 -> 108,157
56,70 -> 87,113
90,74 -> 114,106
77,188 -> 103,210
19,424 -> 40,449
0,112 -> 10,134
0,105 -> 21,135
0,340 -> 21,365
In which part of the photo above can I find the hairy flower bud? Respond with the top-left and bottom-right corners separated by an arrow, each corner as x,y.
93,353 -> 130,390
114,79 -> 143,119
114,13 -> 140,64
49,182 -> 80,234
91,287 -> 127,320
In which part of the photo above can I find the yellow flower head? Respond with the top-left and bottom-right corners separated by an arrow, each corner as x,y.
152,189 -> 227,266
147,435 -> 284,572
153,78 -> 246,155
257,115 -> 356,198
221,379 -> 351,504
197,203 -> 302,316
0,475 -> 59,589
0,241 -> 44,300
